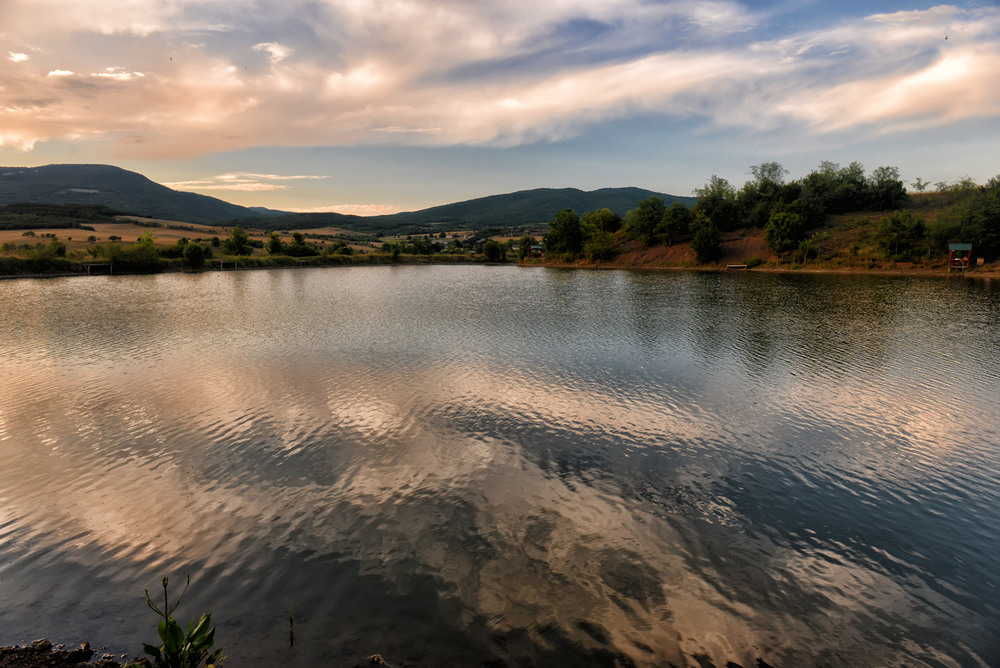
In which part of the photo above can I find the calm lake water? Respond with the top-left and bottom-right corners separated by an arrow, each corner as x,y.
1,266 -> 999,667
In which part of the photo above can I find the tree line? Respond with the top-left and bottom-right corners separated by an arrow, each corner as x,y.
539,161 -> 1000,263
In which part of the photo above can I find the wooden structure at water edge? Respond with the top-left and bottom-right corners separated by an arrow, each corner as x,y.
949,243 -> 972,273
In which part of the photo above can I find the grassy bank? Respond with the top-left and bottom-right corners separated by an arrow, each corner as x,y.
523,192 -> 1000,277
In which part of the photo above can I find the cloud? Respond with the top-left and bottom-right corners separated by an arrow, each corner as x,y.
0,2 -> 997,158
0,133 -> 38,151
8,52 -> 29,63
164,172 -> 330,192
253,42 -> 293,64
290,203 -> 407,216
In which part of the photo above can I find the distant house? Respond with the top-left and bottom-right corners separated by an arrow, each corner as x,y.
528,244 -> 544,259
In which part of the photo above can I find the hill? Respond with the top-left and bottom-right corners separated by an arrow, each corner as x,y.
247,187 -> 697,234
0,164 -> 264,225
0,164 -> 694,235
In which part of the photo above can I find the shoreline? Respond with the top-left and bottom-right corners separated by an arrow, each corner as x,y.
1,257 -> 998,282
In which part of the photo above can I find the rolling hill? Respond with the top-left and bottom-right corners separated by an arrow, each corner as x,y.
0,164 -> 268,224
244,187 -> 697,234
0,163 -> 696,234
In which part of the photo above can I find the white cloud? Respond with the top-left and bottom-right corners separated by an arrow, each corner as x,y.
290,203 -> 407,215
164,172 -> 330,192
1,2 -> 998,159
252,42 -> 293,64
0,133 -> 38,151
8,52 -> 29,63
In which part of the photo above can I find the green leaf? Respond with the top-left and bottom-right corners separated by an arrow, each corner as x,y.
163,619 -> 185,653
188,614 -> 212,642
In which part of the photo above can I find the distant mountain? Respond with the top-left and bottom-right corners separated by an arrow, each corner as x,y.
0,164 -> 696,233
0,164 -> 262,224
250,187 -> 697,234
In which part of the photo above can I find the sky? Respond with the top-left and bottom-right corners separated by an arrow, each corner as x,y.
1,0 -> 998,214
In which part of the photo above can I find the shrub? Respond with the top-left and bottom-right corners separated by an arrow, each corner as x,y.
691,222 -> 722,263
183,243 -> 206,269
764,211 -> 806,252
140,576 -> 224,668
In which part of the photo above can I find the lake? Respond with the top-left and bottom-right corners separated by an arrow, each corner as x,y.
1,266 -> 998,667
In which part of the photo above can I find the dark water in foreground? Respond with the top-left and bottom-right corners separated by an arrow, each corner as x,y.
1,266 -> 999,667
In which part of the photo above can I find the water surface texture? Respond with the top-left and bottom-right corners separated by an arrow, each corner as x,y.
1,266 -> 999,666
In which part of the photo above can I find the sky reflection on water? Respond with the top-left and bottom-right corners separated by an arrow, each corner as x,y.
1,267 -> 999,666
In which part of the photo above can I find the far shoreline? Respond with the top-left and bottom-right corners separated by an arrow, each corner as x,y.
2,255 -> 997,283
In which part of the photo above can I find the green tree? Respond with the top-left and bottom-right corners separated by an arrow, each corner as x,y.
223,227 -> 251,255
183,243 -> 206,269
798,232 -> 828,263
657,202 -> 693,245
625,197 -> 665,244
878,210 -> 925,258
694,176 -> 740,230
691,222 -> 722,263
266,232 -> 285,254
545,209 -> 583,255
867,165 -> 908,211
750,162 -> 789,187
583,230 -> 615,261
956,176 -> 1000,259
764,211 -> 806,252
482,239 -> 503,262
582,208 -> 622,234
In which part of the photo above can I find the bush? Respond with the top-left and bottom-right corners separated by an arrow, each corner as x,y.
764,211 -> 806,252
183,243 -> 206,269
691,222 -> 722,263
583,230 -> 615,261
878,211 -> 925,258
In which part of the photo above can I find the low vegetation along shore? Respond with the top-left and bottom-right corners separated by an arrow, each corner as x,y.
522,163 -> 1000,277
1,162 -> 998,279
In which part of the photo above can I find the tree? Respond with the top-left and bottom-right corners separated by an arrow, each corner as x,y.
657,202 -> 693,245
910,177 -> 929,192
956,175 -> 1000,259
582,208 -> 622,234
798,232 -> 828,263
583,230 -> 615,261
867,165 -> 908,211
764,211 -> 806,252
266,232 -> 285,254
625,197 -> 665,244
691,222 -> 722,263
482,239 -> 504,262
183,242 -> 206,269
694,176 -> 740,230
750,161 -> 789,187
224,226 -> 252,255
878,210 -> 925,258
545,209 -> 583,255
516,235 -> 537,261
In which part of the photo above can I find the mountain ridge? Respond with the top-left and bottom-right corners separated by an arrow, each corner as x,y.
0,163 -> 696,233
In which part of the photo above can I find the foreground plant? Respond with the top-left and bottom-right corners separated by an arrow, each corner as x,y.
141,575 -> 225,668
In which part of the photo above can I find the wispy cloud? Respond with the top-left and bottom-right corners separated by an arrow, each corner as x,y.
290,203 -> 407,216
0,1 -> 997,160
8,52 -> 29,63
164,172 -> 330,192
